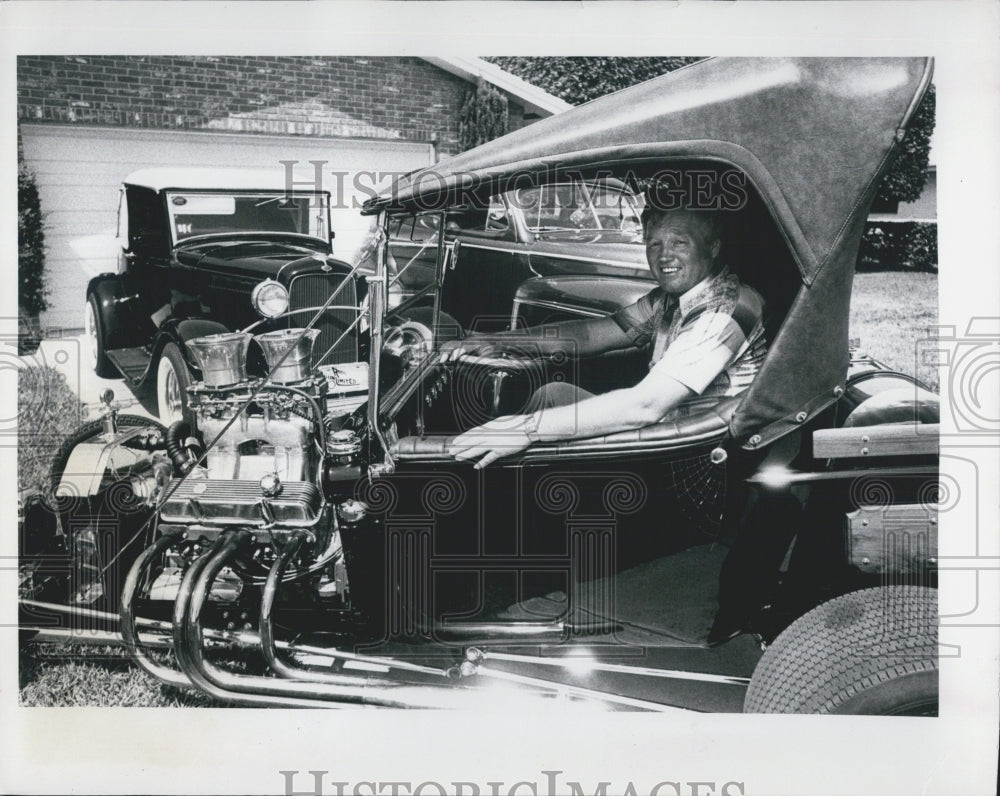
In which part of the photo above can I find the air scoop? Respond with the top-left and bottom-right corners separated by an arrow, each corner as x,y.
187,332 -> 252,388
254,328 -> 321,385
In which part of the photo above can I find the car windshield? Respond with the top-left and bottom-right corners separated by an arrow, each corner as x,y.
351,213 -> 447,400
165,191 -> 331,244
351,213 -> 438,294
512,181 -> 643,236
367,182 -> 644,402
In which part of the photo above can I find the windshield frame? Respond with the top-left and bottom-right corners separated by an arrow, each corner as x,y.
369,180 -> 645,421
368,209 -> 449,438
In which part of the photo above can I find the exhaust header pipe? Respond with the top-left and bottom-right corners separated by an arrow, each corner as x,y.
111,531 -> 680,711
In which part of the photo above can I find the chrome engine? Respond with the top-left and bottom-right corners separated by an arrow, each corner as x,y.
153,329 -> 368,587
161,385 -> 326,528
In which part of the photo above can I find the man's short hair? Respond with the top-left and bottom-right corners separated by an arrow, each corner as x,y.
640,206 -> 725,249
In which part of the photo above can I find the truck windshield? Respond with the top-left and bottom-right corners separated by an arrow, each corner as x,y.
165,191 -> 331,244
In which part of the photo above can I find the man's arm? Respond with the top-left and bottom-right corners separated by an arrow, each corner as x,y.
449,284 -> 765,468
443,313 -> 638,361
534,365 -> 694,438
450,365 -> 694,469
443,286 -> 661,362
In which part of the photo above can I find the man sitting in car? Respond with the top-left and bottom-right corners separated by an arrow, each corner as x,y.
447,200 -> 768,468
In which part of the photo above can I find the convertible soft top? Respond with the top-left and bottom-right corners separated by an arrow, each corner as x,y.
364,57 -> 932,285
364,57 -> 934,448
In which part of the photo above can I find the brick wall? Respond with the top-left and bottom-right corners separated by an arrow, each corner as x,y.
18,56 -> 529,156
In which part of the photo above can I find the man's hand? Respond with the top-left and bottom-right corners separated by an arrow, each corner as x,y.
449,415 -> 536,469
439,335 -> 547,367
438,334 -> 504,364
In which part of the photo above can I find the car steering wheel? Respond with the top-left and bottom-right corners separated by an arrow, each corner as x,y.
383,320 -> 434,368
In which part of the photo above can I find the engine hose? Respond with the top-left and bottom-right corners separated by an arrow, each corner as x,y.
165,421 -> 201,474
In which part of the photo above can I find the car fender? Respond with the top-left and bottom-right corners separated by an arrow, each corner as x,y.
153,318 -> 231,374
86,274 -> 135,350
841,370 -> 940,427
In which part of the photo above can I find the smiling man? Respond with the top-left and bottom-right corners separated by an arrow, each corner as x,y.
447,204 -> 768,468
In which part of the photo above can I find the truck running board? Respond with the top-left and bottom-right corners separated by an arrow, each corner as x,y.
107,346 -> 152,384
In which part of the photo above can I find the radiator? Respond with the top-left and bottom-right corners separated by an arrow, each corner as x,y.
288,273 -> 358,366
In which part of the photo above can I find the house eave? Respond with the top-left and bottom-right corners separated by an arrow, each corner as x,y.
421,56 -> 572,118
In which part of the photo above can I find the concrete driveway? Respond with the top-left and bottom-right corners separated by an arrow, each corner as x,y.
24,333 -> 159,422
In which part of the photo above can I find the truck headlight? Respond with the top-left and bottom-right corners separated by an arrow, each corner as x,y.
251,280 -> 289,318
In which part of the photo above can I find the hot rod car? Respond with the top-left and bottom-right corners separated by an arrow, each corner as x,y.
20,57 -> 939,714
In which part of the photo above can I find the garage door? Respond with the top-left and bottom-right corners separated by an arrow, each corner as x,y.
21,124 -> 434,332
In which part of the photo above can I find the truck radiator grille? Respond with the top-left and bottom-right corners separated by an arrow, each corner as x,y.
288,274 -> 358,366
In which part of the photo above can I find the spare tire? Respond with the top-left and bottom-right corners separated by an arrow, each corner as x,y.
744,586 -> 937,715
48,415 -> 167,497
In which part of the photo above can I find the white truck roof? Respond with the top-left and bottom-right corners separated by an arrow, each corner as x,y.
123,167 -> 329,194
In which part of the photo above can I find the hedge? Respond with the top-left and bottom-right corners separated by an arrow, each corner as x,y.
18,365 -> 88,495
19,160 -> 47,314
857,220 -> 937,273
485,56 -> 704,106
458,78 -> 509,152
19,159 -> 48,353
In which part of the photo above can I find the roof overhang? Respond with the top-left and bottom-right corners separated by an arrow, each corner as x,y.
421,56 -> 572,118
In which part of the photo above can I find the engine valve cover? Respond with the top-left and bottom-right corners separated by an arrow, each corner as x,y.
160,478 -> 321,526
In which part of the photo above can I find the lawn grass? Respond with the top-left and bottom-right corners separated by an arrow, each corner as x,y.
19,643 -> 227,707
850,271 -> 938,392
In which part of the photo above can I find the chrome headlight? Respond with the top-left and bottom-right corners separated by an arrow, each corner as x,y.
251,279 -> 289,318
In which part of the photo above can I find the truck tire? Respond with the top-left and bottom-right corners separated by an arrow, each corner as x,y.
84,294 -> 118,378
156,342 -> 194,427
744,586 -> 937,715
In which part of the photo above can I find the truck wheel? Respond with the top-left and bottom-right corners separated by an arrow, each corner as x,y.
744,586 -> 937,715
156,343 -> 193,427
84,294 -> 117,378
